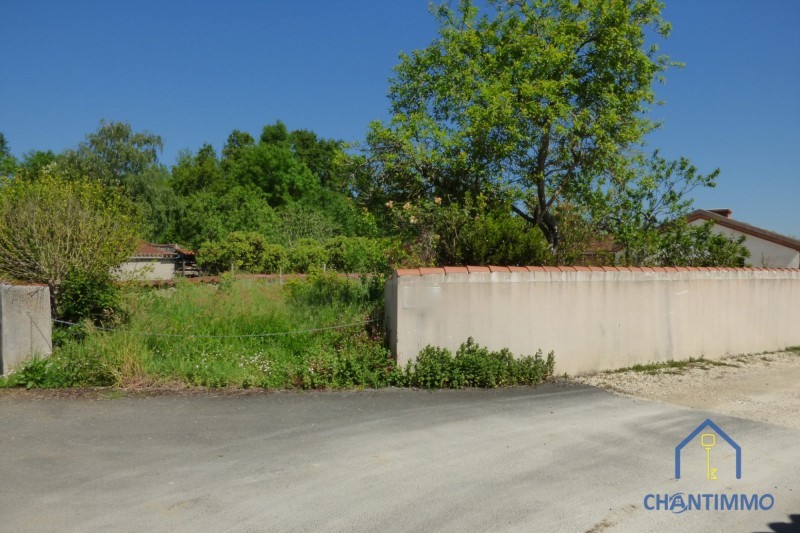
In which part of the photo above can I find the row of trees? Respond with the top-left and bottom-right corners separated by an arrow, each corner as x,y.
0,0 -> 749,321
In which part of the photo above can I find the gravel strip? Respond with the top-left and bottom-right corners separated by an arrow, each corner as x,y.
574,350 -> 800,430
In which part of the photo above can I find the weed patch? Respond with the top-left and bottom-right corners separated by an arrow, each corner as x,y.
397,338 -> 555,389
610,356 -> 735,375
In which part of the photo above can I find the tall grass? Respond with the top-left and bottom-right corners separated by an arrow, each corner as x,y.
4,273 -> 393,389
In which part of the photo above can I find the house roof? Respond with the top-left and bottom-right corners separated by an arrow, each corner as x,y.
132,242 -> 195,259
686,210 -> 800,252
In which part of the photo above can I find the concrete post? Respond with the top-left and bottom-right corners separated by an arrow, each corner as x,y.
0,283 -> 52,375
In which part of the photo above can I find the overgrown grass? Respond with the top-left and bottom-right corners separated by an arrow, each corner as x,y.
0,274 -> 555,390
2,273 -> 390,389
610,356 -> 737,376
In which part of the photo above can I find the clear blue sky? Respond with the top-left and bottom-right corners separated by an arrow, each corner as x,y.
2,0 -> 798,237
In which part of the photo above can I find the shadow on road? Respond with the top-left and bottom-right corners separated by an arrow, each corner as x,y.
755,513 -> 800,533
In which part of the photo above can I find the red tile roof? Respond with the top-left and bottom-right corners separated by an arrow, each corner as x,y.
132,242 -> 195,258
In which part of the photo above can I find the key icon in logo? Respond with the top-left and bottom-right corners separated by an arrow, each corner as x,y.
701,433 -> 717,480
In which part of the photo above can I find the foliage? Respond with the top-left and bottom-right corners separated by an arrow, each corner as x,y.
399,337 -> 556,389
198,231 -> 288,274
60,119 -> 163,188
325,236 -> 392,274
285,269 -> 373,307
287,239 -> 330,273
655,220 -> 749,267
55,120 -> 178,243
386,195 -> 551,266
58,270 -> 124,326
0,170 -> 141,317
170,186 -> 281,249
367,0 -> 686,253
226,141 -> 317,207
274,202 -> 343,246
197,232 -> 405,276
594,152 -> 721,265
171,144 -> 224,196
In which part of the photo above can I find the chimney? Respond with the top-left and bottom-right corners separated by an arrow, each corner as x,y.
708,208 -> 733,218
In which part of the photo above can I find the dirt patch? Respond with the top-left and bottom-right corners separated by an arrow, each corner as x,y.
575,351 -> 800,430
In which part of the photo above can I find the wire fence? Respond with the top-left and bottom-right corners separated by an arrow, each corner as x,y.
52,318 -> 375,339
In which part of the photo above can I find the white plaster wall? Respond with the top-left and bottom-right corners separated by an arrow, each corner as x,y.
386,268 -> 800,375
0,284 -> 52,374
688,219 -> 799,268
115,259 -> 176,281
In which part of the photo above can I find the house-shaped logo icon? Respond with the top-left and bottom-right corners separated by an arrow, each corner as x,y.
675,419 -> 741,480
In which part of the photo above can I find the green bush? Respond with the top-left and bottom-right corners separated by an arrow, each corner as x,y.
325,236 -> 391,274
58,270 -> 123,326
198,231 -> 275,274
401,338 -> 555,389
287,238 -> 329,273
261,243 -> 289,273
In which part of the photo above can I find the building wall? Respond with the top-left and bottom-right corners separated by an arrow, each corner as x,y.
688,219 -> 800,268
0,284 -> 52,375
115,258 -> 176,281
385,267 -> 800,375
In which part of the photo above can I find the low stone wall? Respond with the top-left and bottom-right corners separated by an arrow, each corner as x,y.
0,283 -> 52,375
385,267 -> 800,375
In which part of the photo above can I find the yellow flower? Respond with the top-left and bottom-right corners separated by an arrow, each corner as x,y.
434,196 -> 442,205
409,215 -> 417,224
403,202 -> 411,210
385,200 -> 394,209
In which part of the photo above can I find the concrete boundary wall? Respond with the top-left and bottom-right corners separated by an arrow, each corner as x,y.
385,266 -> 800,375
0,283 -> 52,375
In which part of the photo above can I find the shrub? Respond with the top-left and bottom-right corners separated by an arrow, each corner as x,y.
0,170 -> 141,318
287,238 -> 329,273
58,269 -> 123,326
402,338 -> 555,389
325,236 -> 391,274
198,231 -> 279,274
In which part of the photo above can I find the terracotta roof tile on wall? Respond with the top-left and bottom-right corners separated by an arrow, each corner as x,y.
394,265 -> 799,276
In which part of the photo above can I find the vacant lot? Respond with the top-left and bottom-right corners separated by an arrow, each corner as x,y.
575,350 -> 800,430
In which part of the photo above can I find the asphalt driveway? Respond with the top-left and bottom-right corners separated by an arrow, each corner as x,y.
1,383 -> 797,532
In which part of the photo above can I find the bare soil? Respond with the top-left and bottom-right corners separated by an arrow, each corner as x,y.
575,350 -> 800,430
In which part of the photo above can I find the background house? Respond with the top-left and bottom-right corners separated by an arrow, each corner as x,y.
116,242 -> 197,281
687,209 -> 800,268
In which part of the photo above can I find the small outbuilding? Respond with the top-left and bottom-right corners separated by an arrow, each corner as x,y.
116,242 -> 198,281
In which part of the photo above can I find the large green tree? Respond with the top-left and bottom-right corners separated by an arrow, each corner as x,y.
58,120 -> 177,241
368,0 -> 677,253
61,120 -> 164,188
